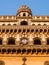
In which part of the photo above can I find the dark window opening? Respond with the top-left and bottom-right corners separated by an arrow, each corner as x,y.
7,37 -> 15,45
14,29 -> 17,33
2,29 -> 5,33
0,49 -> 1,53
18,29 -> 21,33
23,13 -> 26,16
44,29 -> 47,33
38,24 -> 41,26
37,49 -> 41,53
6,29 -> 9,33
20,21 -> 28,25
35,29 -> 38,32
32,49 -> 36,54
40,29 -> 43,32
19,15 -> 20,16
32,24 -> 35,26
47,49 -> 49,54
22,49 -> 26,54
12,49 -> 16,53
31,29 -> 34,32
23,29 -> 26,32
13,24 -> 16,26
2,49 -> 6,54
2,24 -> 5,26
47,38 -> 49,45
8,24 -> 11,26
42,49 -> 46,53
43,24 -> 47,26
10,29 -> 13,33
7,49 -> 11,54
27,29 -> 30,33
0,38 -> 3,45
28,15 -> 29,16
27,49 -> 31,54
34,38 -> 41,45
17,49 -> 21,54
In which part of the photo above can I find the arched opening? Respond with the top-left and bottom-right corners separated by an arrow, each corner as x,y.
6,29 -> 9,33
2,49 -> 6,54
31,29 -> 34,32
0,38 -> 3,45
27,29 -> 30,33
13,24 -> 16,26
0,61 -> 5,65
47,49 -> 49,54
43,24 -> 47,26
7,37 -> 15,45
27,49 -> 31,54
22,49 -> 26,54
38,24 -> 41,26
23,13 -> 26,16
46,38 -> 49,45
9,29 -> 13,33
2,29 -> 5,33
17,49 -> 21,54
14,29 -> 17,33
37,49 -> 41,53
44,29 -> 47,33
42,49 -> 46,54
2,24 -> 5,26
23,29 -> 26,33
8,24 -> 11,26
33,37 -> 41,45
32,49 -> 36,54
35,29 -> 38,33
44,61 -> 49,65
40,29 -> 43,33
20,21 -> 28,25
32,24 -> 35,26
12,49 -> 16,54
7,49 -> 11,54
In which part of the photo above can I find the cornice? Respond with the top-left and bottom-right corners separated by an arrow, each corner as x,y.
0,16 -> 49,22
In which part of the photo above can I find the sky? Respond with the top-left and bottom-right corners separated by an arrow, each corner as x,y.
0,0 -> 49,15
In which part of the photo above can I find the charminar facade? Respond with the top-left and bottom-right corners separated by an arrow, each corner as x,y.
0,5 -> 49,65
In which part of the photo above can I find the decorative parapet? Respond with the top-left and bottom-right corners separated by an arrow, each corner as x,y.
0,16 -> 49,22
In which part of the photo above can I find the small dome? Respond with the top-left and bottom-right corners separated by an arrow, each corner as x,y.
16,5 -> 32,15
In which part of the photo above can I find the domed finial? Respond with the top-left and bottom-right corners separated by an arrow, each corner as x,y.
16,4 -> 32,16
22,4 -> 26,8
22,4 -> 26,7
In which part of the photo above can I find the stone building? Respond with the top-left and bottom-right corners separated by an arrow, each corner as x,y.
0,5 -> 49,65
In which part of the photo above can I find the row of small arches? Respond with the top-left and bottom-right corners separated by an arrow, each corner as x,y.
0,23 -> 49,26
0,21 -> 49,26
0,37 -> 49,45
0,48 -> 49,54
0,29 -> 49,33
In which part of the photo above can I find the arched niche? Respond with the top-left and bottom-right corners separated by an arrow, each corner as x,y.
7,37 -> 15,45
33,37 -> 41,45
20,21 -> 28,25
46,38 -> 49,45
